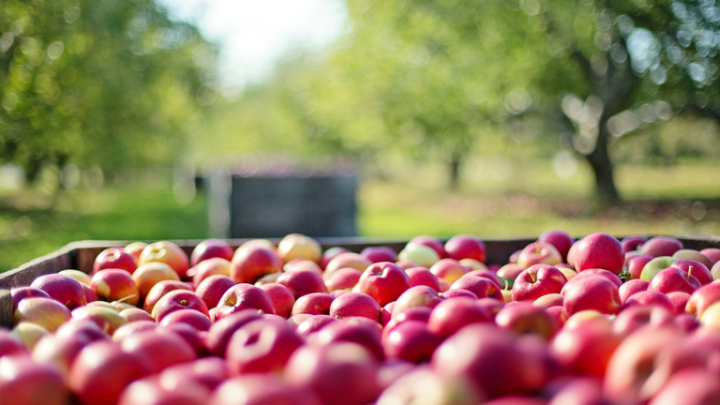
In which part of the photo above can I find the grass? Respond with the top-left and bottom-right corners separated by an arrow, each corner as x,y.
1,161 -> 719,272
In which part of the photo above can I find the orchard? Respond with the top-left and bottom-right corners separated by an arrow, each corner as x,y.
3,232 -> 720,405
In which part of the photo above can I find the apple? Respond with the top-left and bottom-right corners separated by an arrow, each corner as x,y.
495,303 -> 559,341
0,328 -> 29,358
650,369 -> 720,405
667,291 -> 691,314
139,241 -> 190,279
94,247 -> 138,274
427,297 -> 492,337
701,248 -> 720,265
509,249 -> 522,264
160,357 -> 229,391
70,340 -> 153,405
444,235 -> 486,263
58,269 -> 92,286
408,235 -> 448,259
143,280 -> 193,313
0,354 -> 68,405
71,306 -> 127,335
121,329 -> 196,373
497,263 -> 526,280
312,316 -> 383,361
286,342 -> 381,405
112,321 -> 158,343
647,267 -> 701,295
383,320 -> 442,363
392,286 -> 443,317
118,375 -> 207,405
14,298 -> 71,333
31,333 -> 90,382
612,305 -> 674,336
546,306 -> 568,329
712,261 -> 720,280
687,282 -> 720,317
404,267 -> 440,291
459,258 -> 488,270
563,268 -> 622,288
283,259 -> 323,275
159,309 -> 212,331
564,310 -> 611,330
670,259 -> 712,285
277,269 -> 328,299
230,245 -> 282,284
551,320 -> 622,377
640,236 -> 683,257
320,247 -> 350,270
441,289 -> 477,300
572,233 -> 624,275
627,254 -> 654,279
562,276 -> 621,316
538,229 -> 574,261
30,274 -> 86,309
259,283 -> 296,318
358,262 -> 411,306
254,273 -> 283,286
212,374 -> 320,405
227,320 -> 304,375
329,292 -> 382,322
516,242 -> 562,269
618,279 -> 649,304
206,310 -> 263,357
325,253 -> 373,280
214,284 -> 274,320
621,236 -> 647,254
532,293 -> 563,309
639,256 -> 677,281
191,239 -> 234,267
449,276 -> 503,301
395,260 -> 419,270
512,264 -> 567,302
324,268 -> 362,291
361,246 -> 398,263
11,322 -> 49,350
377,366 -> 481,405
623,291 -> 677,315
291,293 -> 333,316
119,308 -> 154,323
190,257 -> 231,287
277,233 -> 322,264
125,242 -> 148,262
672,249 -> 713,268
11,287 -> 51,313
384,307 -> 432,340
195,275 -> 236,309
429,259 -> 469,284
152,290 -> 209,322
296,315 -> 339,336
131,262 -> 180,300
398,245 -> 440,268
700,301 -> 720,327
431,324 -> 545,399
90,269 -> 139,306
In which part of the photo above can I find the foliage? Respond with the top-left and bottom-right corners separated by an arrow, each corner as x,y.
0,0 -> 216,182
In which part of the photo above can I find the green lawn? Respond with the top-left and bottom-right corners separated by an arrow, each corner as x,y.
1,161 -> 719,272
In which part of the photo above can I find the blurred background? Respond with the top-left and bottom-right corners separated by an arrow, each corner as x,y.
1,0 -> 720,271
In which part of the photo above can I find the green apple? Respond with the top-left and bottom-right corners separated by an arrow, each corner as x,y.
398,245 -> 440,268
640,257 -> 676,282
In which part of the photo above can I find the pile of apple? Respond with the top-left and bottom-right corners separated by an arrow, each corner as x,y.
4,232 -> 720,405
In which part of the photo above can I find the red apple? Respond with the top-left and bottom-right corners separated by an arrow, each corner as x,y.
383,320 -> 442,363
11,287 -> 51,314
621,236 -> 647,254
538,230 -> 574,261
121,329 -> 195,373
562,276 -> 621,316
277,269 -> 328,299
285,342 -> 381,405
325,253 -> 373,280
441,289 -> 477,300
14,298 -> 71,333
612,305 -> 673,336
532,293 -> 563,309
429,259 -> 469,284
70,340 -> 152,405
564,268 -> 622,288
0,355 -> 67,405
212,374 -> 320,405
260,283 -> 295,318
32,333 -> 91,382
329,292 -> 381,322
384,307 -> 432,339
190,257 -> 231,286
160,357 -> 229,391
324,267 -> 362,291
71,306 -> 127,335
159,309 -> 212,331
647,267 -> 701,295
464,269 -> 502,288
444,235 -> 486,263
214,284 -> 274,320
427,297 -> 493,337
118,375 -> 207,405
667,291 -> 691,313
624,291 -> 678,315
392,286 -> 443,317
94,248 -> 137,274
495,303 -> 559,341
30,274 -> 86,309
572,233 -> 624,275
296,315 -> 339,336
449,276 -> 503,301
640,236 -> 683,257
125,242 -> 148,263
551,321 -> 621,377
195,275 -> 236,310
672,249 -> 713,269
670,259 -> 712,285
358,262 -> 411,306
143,280 -> 193,313
152,290 -> 209,322
408,235 -> 448,259
627,254 -> 654,279
139,241 -> 190,279
230,245 -> 282,284
277,233 -> 322,264
512,264 -> 567,302
405,267 -> 440,291
687,282 -> 720,317
0,328 -> 29,358
291,293 -> 333,316
395,259 -> 419,270
517,242 -> 563,269
377,366 -> 481,405
191,239 -> 234,267
650,369 -> 720,405
497,263 -> 526,280
618,279 -> 649,305
226,319 -> 304,374
701,248 -> 720,265
206,310 -> 263,357
361,246 -> 398,263
320,247 -> 350,270
90,269 -> 139,306
112,321 -> 158,343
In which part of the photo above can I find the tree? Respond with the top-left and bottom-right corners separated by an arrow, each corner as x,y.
0,0 -> 215,183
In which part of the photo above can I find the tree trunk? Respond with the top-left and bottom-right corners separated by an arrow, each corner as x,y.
584,115 -> 619,203
449,156 -> 462,190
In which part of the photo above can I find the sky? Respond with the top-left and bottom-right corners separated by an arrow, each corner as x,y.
158,0 -> 349,96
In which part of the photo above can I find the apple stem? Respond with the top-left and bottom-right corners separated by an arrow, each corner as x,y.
535,244 -> 541,255
529,270 -> 536,283
688,266 -> 693,280
504,279 -> 510,290
113,294 -> 138,304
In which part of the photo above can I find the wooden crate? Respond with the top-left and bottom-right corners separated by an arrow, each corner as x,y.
2,235 -> 719,328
